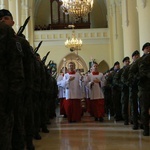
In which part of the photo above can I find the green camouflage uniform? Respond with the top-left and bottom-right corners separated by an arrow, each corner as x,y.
138,53 -> 150,136
12,36 -> 35,150
111,69 -> 122,121
0,22 -> 24,150
128,56 -> 145,129
33,56 -> 42,138
128,60 -> 140,129
121,66 -> 130,124
103,72 -> 114,116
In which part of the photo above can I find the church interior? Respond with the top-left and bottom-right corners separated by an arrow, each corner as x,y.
0,0 -> 150,149
4,0 -> 149,74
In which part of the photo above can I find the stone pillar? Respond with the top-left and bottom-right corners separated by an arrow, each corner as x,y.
0,0 -> 9,9
122,0 -> 139,58
15,0 -> 21,31
21,0 -> 30,40
28,0 -> 34,45
8,0 -> 17,31
137,0 -> 150,54
107,0 -> 124,67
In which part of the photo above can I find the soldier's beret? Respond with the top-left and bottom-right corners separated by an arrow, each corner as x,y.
0,9 -> 13,18
122,56 -> 130,62
142,42 -> 150,51
113,61 -> 120,66
132,50 -> 139,57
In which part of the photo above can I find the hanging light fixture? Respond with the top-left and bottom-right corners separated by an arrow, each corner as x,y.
60,0 -> 94,19
65,25 -> 82,52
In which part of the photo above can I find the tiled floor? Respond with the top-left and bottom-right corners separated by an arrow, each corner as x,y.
34,110 -> 150,150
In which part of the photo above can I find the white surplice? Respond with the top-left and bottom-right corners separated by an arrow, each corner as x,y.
87,72 -> 105,100
61,72 -> 83,100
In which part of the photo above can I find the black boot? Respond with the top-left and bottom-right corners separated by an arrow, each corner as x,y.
95,117 -> 98,121
143,126 -> 149,136
26,145 -> 35,150
99,117 -> 104,122
34,133 -> 42,140
26,138 -> 35,150
124,120 -> 129,125
42,127 -> 49,133
132,124 -> 139,130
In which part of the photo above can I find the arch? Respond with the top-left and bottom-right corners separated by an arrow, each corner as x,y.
57,53 -> 88,74
98,60 -> 109,73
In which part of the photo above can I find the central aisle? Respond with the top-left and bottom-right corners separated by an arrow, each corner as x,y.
33,109 -> 150,150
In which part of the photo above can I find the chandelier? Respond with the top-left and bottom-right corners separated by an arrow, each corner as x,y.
65,25 -> 82,52
60,0 -> 94,18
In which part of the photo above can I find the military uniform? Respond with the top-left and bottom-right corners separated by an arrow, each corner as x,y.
118,57 -> 130,125
48,72 -> 58,119
129,59 -> 147,130
128,50 -> 140,130
12,36 -> 35,150
112,68 -> 123,121
103,71 -> 114,116
121,65 -> 130,124
138,53 -> 150,136
0,22 -> 24,150
40,62 -> 49,133
33,54 -> 42,140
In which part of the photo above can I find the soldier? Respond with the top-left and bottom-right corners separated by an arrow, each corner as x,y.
113,57 -> 130,123
47,69 -> 58,120
128,42 -> 150,131
0,9 -> 35,150
103,69 -> 114,118
127,50 -> 140,130
0,21 -> 24,149
32,53 -> 42,140
39,57 -> 50,133
111,61 -> 123,121
120,57 -> 130,125
121,51 -> 140,126
138,47 -> 150,136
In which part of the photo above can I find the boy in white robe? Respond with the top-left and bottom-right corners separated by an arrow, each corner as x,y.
57,67 -> 68,117
62,62 -> 83,122
86,62 -> 105,122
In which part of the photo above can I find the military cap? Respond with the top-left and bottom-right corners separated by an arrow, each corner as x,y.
132,50 -> 140,57
122,56 -> 130,62
113,61 -> 120,66
0,9 -> 13,18
142,42 -> 150,51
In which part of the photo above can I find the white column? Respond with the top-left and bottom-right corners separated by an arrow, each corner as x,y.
9,0 -> 17,31
28,0 -> 34,46
122,0 -> 139,58
137,0 -> 150,54
0,0 -> 5,8
15,0 -> 21,32
21,0 -> 29,40
0,0 -> 9,9
107,0 -> 124,67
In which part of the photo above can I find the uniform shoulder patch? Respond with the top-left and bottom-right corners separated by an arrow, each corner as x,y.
16,42 -> 22,52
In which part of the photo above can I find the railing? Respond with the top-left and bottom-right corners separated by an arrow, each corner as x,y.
34,28 -> 109,45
